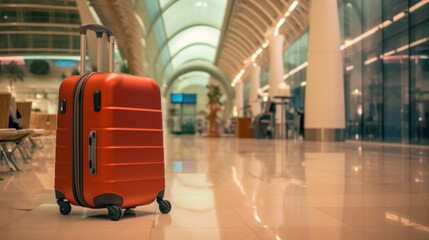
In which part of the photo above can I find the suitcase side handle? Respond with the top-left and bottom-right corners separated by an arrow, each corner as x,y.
79,24 -> 115,74
88,131 -> 97,175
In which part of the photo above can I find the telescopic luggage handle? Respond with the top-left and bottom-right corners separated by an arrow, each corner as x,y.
79,24 -> 115,75
80,24 -> 114,38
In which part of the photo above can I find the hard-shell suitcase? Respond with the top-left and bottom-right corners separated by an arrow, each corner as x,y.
54,24 -> 171,221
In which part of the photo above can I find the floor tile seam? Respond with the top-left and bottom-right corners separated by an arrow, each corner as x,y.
231,207 -> 263,239
345,140 -> 429,150
149,207 -> 157,238
152,226 -> 263,229
311,207 -> 352,228
0,210 -> 33,230
312,206 -> 429,228
384,208 -> 429,227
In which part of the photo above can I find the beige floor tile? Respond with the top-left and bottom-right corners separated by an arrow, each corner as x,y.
3,202 -> 156,229
0,209 -> 29,228
252,227 -> 365,240
150,228 -> 259,240
153,208 -> 248,228
1,135 -> 429,239
234,207 -> 345,227
360,226 -> 429,240
0,228 -> 152,240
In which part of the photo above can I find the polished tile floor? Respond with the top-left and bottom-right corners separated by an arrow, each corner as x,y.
0,135 -> 429,240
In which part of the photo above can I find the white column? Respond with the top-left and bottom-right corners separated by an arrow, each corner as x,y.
267,33 -> 285,136
235,81 -> 244,117
305,0 -> 345,141
249,64 -> 261,116
268,34 -> 285,99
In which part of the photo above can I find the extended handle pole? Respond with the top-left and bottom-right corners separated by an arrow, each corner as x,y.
80,34 -> 86,75
109,36 -> 115,72
97,33 -> 103,72
79,24 -> 115,75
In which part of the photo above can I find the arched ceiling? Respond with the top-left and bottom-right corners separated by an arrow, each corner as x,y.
218,0 -> 309,83
89,0 -> 309,91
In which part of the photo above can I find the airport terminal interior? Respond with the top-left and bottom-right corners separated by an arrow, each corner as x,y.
0,0 -> 429,239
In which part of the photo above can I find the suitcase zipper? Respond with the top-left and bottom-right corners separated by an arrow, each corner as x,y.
72,73 -> 94,207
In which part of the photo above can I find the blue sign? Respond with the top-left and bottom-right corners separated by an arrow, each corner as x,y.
55,60 -> 76,67
171,93 -> 184,103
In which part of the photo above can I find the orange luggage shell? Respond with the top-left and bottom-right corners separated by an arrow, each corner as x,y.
54,72 -> 168,215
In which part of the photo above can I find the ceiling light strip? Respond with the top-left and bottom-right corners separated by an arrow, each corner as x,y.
258,34 -> 429,93
232,1 -> 300,87
341,0 -> 428,50
274,1 -> 299,36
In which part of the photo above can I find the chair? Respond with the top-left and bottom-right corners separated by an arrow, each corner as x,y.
30,112 -> 57,135
0,92 -> 11,128
0,128 -> 19,171
16,101 -> 46,152
0,92 -> 32,171
16,101 -> 32,129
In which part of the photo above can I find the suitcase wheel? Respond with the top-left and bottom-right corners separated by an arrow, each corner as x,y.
124,207 -> 136,216
107,205 -> 122,221
57,200 -> 71,215
158,199 -> 172,214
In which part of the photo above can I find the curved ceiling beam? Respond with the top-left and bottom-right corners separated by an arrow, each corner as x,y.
284,8 -> 310,38
249,0 -> 275,23
219,48 -> 242,71
285,4 -> 306,32
224,39 -> 251,60
265,0 -> 282,16
280,18 -> 299,37
218,58 -> 236,70
218,55 -> 242,75
152,23 -> 220,66
160,42 -> 217,78
145,0 -> 226,39
292,5 -> 309,30
295,1 -> 309,15
161,58 -> 216,81
241,4 -> 267,33
237,11 -> 265,38
145,0 -> 179,38
224,33 -> 253,55
221,44 -> 247,65
173,78 -> 210,93
163,61 -> 234,120
233,18 -> 261,44
229,28 -> 255,53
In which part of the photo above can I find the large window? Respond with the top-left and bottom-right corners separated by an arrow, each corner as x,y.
344,0 -> 429,144
382,16 -> 410,143
0,5 -> 81,55
283,0 -> 429,145
409,3 -> 429,144
362,32 -> 383,141
343,0 -> 363,140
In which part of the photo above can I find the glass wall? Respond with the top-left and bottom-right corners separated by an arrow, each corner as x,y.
0,1 -> 80,55
344,0 -> 429,144
285,0 -> 429,145
409,2 -> 429,144
283,32 -> 308,112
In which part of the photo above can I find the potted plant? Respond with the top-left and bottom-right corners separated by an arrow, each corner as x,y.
120,62 -> 131,74
3,61 -> 24,92
206,84 -> 222,137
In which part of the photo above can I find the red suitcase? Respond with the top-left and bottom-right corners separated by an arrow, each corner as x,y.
54,24 -> 171,221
